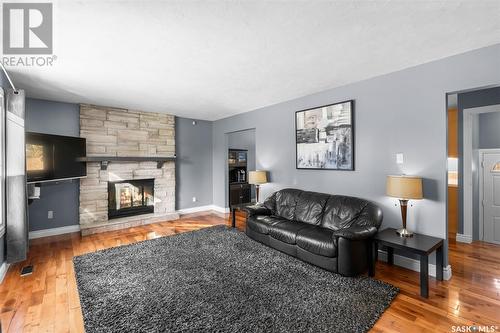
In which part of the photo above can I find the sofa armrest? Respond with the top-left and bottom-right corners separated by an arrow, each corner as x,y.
242,204 -> 272,217
333,225 -> 378,241
333,201 -> 383,241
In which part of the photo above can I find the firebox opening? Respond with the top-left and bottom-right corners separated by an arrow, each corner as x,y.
108,179 -> 154,219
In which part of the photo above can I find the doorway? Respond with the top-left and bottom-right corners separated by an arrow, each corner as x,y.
480,149 -> 500,244
226,129 -> 256,206
447,86 -> 500,245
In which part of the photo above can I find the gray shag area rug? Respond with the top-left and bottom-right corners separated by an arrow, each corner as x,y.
73,225 -> 398,333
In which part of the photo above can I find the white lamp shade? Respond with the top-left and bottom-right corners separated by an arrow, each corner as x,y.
248,170 -> 268,185
386,175 -> 423,200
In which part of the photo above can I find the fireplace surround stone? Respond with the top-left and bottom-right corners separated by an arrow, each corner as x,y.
79,104 -> 178,235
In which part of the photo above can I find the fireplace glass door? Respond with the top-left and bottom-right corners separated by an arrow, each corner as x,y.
108,179 -> 154,219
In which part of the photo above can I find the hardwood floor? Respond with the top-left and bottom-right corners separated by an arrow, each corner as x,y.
1,211 -> 499,332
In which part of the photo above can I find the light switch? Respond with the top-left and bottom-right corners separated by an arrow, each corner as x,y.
48,210 -> 54,219
396,153 -> 404,165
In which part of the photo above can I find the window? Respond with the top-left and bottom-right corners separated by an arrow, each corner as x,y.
493,162 -> 500,172
448,157 -> 458,186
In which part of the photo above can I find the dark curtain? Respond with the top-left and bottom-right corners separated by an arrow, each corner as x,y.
5,89 -> 28,263
0,88 -> 4,250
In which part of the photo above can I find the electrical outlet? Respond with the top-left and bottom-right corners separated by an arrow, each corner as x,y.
192,197 -> 197,202
396,153 -> 404,165
48,210 -> 54,219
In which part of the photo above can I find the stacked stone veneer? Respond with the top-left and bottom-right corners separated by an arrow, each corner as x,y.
79,104 -> 177,235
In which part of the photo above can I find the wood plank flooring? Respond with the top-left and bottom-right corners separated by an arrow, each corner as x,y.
1,211 -> 499,332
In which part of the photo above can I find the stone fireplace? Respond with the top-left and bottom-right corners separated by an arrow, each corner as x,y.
79,104 -> 178,235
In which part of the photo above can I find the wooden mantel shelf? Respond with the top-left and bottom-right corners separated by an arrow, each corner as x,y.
77,155 -> 176,170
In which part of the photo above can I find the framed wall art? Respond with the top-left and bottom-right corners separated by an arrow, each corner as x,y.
295,100 -> 354,170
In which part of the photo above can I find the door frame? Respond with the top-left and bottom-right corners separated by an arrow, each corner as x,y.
479,148 -> 500,242
462,105 -> 500,242
224,128 -> 256,208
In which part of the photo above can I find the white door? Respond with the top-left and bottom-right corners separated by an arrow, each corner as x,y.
483,153 -> 500,244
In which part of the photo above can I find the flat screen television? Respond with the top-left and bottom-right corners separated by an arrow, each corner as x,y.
26,132 -> 87,183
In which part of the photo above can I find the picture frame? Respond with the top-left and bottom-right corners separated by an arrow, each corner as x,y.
295,100 -> 354,170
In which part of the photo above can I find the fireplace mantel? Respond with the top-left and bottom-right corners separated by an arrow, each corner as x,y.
78,155 -> 176,170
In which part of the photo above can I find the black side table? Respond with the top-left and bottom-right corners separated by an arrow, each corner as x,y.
371,228 -> 444,298
229,202 -> 256,228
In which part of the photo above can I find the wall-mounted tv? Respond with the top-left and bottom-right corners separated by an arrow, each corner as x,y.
26,132 -> 87,183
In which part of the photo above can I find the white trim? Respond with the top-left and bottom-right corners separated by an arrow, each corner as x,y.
456,233 -> 473,243
6,110 -> 24,127
462,111 -> 475,239
28,225 -> 80,239
177,205 -> 217,214
213,205 -> 230,214
462,105 -> 500,241
0,262 -> 10,284
177,205 -> 230,215
378,249 -> 452,281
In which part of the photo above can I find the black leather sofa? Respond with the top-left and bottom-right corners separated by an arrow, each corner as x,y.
244,188 -> 383,276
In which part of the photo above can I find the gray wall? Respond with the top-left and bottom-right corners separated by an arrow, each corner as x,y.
25,98 -> 80,231
228,129 -> 256,200
457,87 -> 500,239
175,117 -> 213,210
479,111 -> 500,148
213,43 -> 500,267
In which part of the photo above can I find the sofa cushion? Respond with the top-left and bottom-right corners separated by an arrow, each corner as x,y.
274,188 -> 302,220
321,195 -> 369,231
296,226 -> 338,258
294,191 -> 329,225
247,215 -> 286,235
269,221 -> 308,244
262,192 -> 277,214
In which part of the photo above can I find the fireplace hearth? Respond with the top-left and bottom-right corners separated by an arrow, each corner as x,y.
108,179 -> 154,219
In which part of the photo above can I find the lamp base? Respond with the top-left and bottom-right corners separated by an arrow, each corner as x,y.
396,228 -> 414,237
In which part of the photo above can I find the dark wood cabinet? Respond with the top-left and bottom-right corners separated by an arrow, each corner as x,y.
228,150 -> 247,167
229,183 -> 251,206
228,149 -> 251,205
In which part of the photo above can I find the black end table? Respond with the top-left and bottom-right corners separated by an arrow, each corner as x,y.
371,228 -> 444,298
229,202 -> 256,228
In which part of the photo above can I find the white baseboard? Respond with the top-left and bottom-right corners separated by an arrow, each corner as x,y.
0,262 -> 10,284
378,249 -> 452,281
29,225 -> 81,239
177,205 -> 216,214
212,205 -> 230,214
456,233 -> 473,243
177,205 -> 230,215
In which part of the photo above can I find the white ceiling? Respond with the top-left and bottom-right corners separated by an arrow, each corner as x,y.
5,0 -> 500,120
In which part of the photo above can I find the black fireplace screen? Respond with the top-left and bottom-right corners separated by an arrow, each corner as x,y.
108,179 -> 154,219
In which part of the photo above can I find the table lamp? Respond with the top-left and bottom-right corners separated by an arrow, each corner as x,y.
386,175 -> 423,237
248,170 -> 268,203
